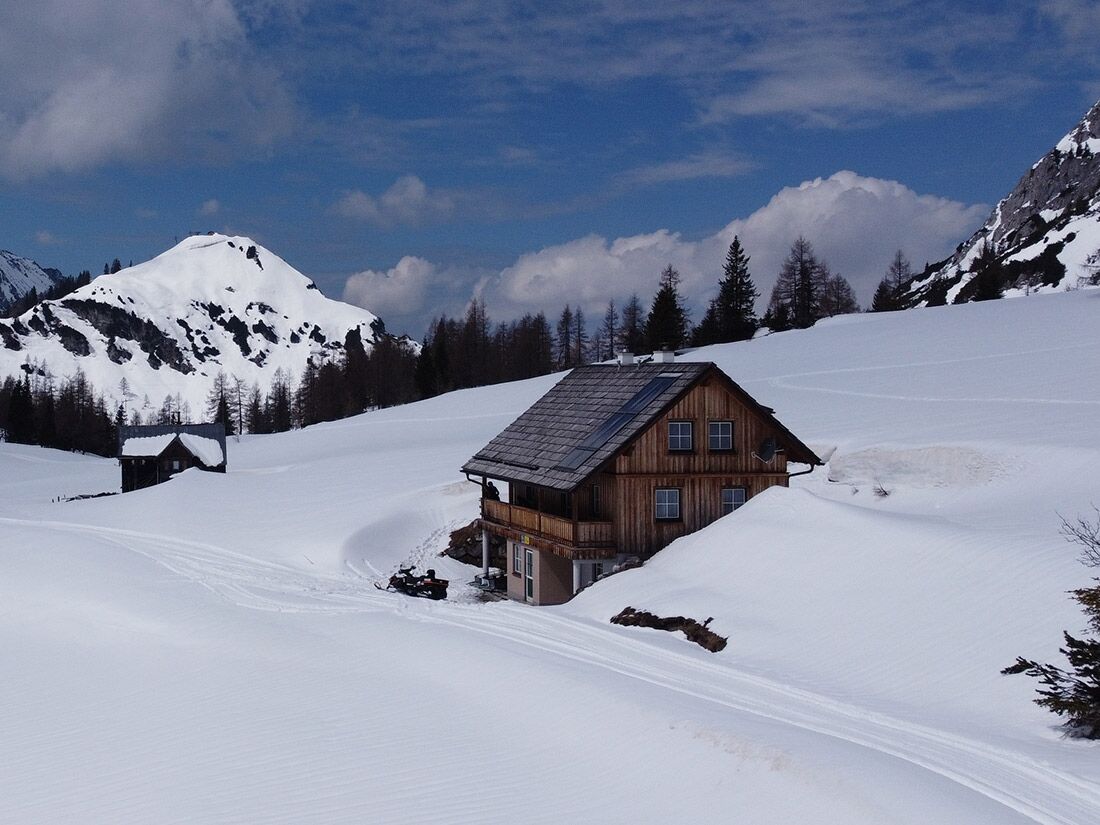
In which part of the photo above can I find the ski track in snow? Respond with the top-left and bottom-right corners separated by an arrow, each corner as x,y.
746,342 -> 1100,406
4,514 -> 1099,825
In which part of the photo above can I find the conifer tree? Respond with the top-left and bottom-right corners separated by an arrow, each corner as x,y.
769,237 -> 821,329
556,305 -> 575,369
1004,508 -> 1100,737
644,265 -> 691,351
619,294 -> 646,354
715,236 -> 759,342
596,300 -> 619,361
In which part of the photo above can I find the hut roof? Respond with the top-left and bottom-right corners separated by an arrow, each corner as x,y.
462,361 -> 820,492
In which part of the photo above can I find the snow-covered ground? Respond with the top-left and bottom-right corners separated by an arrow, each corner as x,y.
2,289 -> 1099,823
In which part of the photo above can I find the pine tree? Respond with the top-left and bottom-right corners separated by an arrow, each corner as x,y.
644,265 -> 690,351
714,236 -> 758,342
817,264 -> 859,317
769,237 -> 821,329
556,305 -> 575,369
5,376 -> 35,444
1004,508 -> 1100,737
596,300 -> 619,361
619,294 -> 646,354
571,305 -> 589,366
871,250 -> 912,312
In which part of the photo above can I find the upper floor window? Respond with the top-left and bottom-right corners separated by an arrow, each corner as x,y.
709,420 -> 734,451
590,484 -> 601,518
655,487 -> 681,520
668,420 -> 693,452
721,487 -> 747,515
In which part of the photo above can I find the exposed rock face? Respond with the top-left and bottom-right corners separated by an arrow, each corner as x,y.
0,250 -> 65,313
0,234 -> 399,414
905,99 -> 1100,305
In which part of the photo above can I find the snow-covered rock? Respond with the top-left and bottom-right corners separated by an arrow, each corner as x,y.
904,98 -> 1100,305
0,249 -> 65,313
0,234 -> 393,414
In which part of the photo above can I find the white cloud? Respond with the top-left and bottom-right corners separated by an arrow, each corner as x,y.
617,150 -> 754,186
333,176 -> 455,228
344,171 -> 988,335
199,198 -> 221,216
0,1 -> 293,180
34,229 -> 60,246
342,256 -> 438,318
341,255 -> 482,335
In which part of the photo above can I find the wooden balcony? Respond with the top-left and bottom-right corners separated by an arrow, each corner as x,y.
482,498 -> 613,548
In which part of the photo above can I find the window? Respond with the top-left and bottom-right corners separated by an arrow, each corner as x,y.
668,421 -> 693,452
591,484 -> 601,518
721,487 -> 747,515
172,459 -> 182,471
655,488 -> 681,520
709,420 -> 734,451
513,544 -> 522,575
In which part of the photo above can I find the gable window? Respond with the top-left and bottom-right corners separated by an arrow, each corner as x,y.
709,420 -> 734,451
655,488 -> 681,521
513,544 -> 522,575
668,420 -> 693,452
721,487 -> 747,515
590,484 -> 601,518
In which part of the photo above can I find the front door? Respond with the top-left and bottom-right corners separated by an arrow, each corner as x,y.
524,549 -> 534,602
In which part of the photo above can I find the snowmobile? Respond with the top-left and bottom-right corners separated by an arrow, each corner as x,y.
376,566 -> 448,600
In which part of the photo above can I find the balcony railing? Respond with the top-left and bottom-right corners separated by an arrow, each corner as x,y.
482,499 -> 613,547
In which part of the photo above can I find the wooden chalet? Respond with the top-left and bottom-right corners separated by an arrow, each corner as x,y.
462,355 -> 821,605
118,423 -> 227,492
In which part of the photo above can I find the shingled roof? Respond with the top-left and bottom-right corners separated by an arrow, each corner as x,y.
463,361 -> 820,492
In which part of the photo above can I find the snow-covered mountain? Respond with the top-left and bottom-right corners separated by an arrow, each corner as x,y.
904,98 -> 1100,305
0,249 -> 65,313
0,234 -> 389,413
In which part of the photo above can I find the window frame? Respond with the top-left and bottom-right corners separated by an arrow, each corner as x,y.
721,486 -> 747,515
708,420 -> 735,452
654,487 -> 682,521
590,483 -> 601,518
667,420 -> 694,453
512,543 -> 523,576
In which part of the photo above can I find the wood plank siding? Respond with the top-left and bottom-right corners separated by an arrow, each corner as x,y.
463,361 -> 820,603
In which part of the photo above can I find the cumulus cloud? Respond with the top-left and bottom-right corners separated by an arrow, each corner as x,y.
344,171 -> 988,336
199,198 -> 221,216
342,255 -> 481,334
332,176 -> 456,228
34,230 -> 61,246
0,0 -> 293,180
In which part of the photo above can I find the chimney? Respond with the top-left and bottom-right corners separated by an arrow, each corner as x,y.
653,349 -> 675,364
617,351 -> 635,366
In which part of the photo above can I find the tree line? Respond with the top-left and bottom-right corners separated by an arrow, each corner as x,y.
3,235 -> 923,450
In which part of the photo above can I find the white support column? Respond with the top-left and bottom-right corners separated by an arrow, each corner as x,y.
481,530 -> 490,577
572,560 -> 582,594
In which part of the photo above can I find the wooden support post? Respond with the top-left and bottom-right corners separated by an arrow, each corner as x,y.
572,560 -> 581,595
482,529 -> 490,577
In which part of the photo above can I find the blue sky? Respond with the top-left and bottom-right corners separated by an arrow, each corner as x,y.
1,1 -> 1098,337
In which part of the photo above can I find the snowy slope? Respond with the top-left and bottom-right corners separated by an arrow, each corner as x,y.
0,248 -> 64,312
0,235 -> 387,415
905,98 -> 1100,304
2,290 -> 1100,823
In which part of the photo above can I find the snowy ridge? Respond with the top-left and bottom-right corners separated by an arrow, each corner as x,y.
0,249 -> 64,312
905,98 -> 1100,304
0,235 -> 387,414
